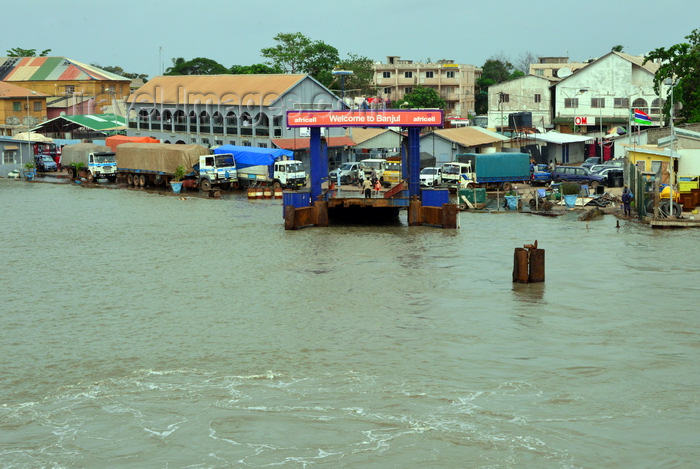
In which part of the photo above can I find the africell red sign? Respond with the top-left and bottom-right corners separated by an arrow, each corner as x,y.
286,109 -> 444,128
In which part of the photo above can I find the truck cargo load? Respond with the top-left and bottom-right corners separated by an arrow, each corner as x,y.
116,143 -> 237,190
116,143 -> 206,174
213,145 -> 305,189
452,152 -> 531,191
214,145 -> 294,168
105,135 -> 160,152
60,143 -> 111,166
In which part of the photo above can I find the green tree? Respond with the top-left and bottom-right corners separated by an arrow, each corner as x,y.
331,53 -> 375,96
612,45 -> 624,52
6,47 -> 51,57
260,32 -> 340,86
644,28 -> 700,123
391,85 -> 446,110
475,56 -> 523,114
164,57 -> 229,75
165,57 -> 186,74
230,63 -> 283,74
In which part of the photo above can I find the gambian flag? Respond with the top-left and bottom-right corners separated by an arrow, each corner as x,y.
634,109 -> 651,125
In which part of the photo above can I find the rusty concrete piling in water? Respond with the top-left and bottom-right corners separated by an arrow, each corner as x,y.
513,240 -> 545,283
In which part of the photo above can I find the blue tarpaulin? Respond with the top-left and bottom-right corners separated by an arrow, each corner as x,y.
213,145 -> 294,170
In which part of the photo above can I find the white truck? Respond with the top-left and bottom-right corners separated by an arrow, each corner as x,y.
60,143 -> 118,182
116,143 -> 237,190
359,158 -> 387,184
213,145 -> 306,189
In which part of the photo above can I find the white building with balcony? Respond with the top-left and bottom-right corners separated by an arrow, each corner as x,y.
373,56 -> 481,119
553,51 -> 664,137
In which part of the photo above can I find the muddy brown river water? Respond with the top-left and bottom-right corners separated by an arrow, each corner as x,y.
1,178 -> 699,468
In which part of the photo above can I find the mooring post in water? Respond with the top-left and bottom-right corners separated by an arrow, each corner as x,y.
513,240 -> 545,283
513,248 -> 529,283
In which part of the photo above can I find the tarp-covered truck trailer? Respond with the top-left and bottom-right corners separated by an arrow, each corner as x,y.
116,143 -> 237,190
213,145 -> 306,189
454,152 -> 531,191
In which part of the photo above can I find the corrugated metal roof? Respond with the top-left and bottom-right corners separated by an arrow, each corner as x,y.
432,127 -> 509,146
0,81 -> 50,98
128,74 -> 307,106
272,136 -> 356,150
0,56 -> 128,82
535,131 -> 592,144
35,113 -> 126,131
350,128 -> 387,144
613,51 -> 660,74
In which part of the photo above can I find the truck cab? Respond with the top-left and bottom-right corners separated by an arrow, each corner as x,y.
273,160 -> 306,189
383,157 -> 402,187
196,153 -> 238,190
360,158 -> 387,183
442,162 -> 472,187
88,152 -> 117,182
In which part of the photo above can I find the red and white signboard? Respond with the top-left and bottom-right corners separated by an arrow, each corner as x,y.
286,109 -> 444,128
574,116 -> 595,126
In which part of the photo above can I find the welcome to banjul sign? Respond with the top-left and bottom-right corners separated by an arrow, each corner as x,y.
286,109 -> 444,128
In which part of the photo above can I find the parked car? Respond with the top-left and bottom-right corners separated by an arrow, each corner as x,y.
329,162 -> 361,185
589,160 -> 624,174
35,155 -> 57,172
581,157 -> 601,170
596,168 -> 624,187
420,167 -> 442,187
551,165 -> 604,187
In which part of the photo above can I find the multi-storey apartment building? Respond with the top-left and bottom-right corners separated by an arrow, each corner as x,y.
373,56 -> 480,119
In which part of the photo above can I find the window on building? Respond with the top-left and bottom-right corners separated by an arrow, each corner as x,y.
65,85 -> 74,95
33,102 -> 41,112
382,71 -> 391,78
535,69 -> 544,76
3,150 -> 17,164
499,93 -> 509,103
383,87 -> 391,94
564,98 -> 579,108
425,71 -> 434,78
446,71 -> 455,78
534,94 -> 542,103
404,71 -> 413,78
404,87 -> 413,95
614,98 -> 629,108
13,102 -> 21,111
242,141 -> 251,147
191,137 -> 197,143
259,143 -> 268,148
215,140 -> 223,146
591,98 -> 605,108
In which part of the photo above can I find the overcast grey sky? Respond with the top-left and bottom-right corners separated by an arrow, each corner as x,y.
4,0 -> 697,79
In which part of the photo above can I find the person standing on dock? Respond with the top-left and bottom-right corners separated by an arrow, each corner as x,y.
622,186 -> 633,217
362,178 -> 372,198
